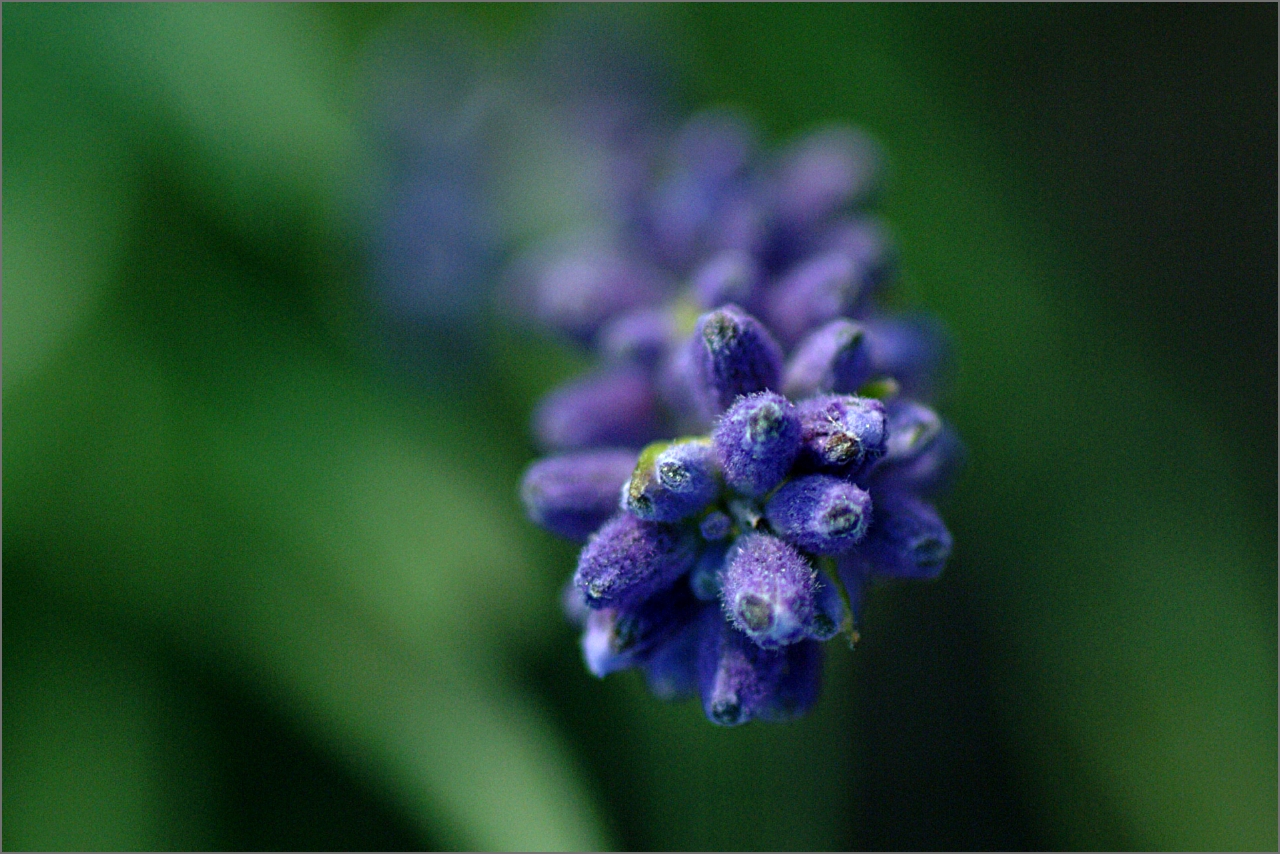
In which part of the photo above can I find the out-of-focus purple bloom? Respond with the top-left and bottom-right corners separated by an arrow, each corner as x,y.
766,250 -> 875,348
862,314 -> 952,403
782,318 -> 874,399
521,449 -> 639,541
850,491 -> 953,580
533,365 -> 663,452
517,109 -> 962,725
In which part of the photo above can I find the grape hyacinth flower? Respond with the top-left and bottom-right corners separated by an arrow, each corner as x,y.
518,111 -> 962,725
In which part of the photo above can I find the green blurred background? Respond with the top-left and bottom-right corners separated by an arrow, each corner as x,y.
5,4 -> 1275,851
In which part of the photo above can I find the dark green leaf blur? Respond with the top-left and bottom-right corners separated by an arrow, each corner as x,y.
5,4 -> 1275,851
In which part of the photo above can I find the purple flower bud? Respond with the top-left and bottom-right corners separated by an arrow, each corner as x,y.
875,424 -> 965,497
712,391 -> 802,497
862,314 -> 951,402
691,305 -> 784,418
720,533 -> 819,648
581,582 -> 701,678
775,126 -> 883,229
533,366 -> 662,452
697,616 -> 822,726
819,217 -> 894,295
691,250 -> 762,311
782,318 -> 874,399
856,492 -> 952,580
521,449 -> 639,540
766,474 -> 873,555
575,513 -> 699,609
765,250 -> 871,347
880,398 -> 944,462
525,242 -> 668,344
698,510 -> 733,542
642,113 -> 757,269
689,542 -> 728,601
795,394 -> 887,476
641,602 -> 715,700
808,572 -> 846,641
755,638 -> 823,722
624,439 -> 719,522
599,307 -> 676,368
673,110 -> 756,182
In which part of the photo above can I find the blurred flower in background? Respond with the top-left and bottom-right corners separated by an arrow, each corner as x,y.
4,4 -> 1275,852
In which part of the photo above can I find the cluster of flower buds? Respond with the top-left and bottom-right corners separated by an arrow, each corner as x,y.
518,110 -> 962,725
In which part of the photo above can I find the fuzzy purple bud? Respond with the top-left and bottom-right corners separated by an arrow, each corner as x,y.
795,394 -> 887,475
720,533 -> 818,648
782,318 -> 874,399
624,439 -> 719,522
712,391 -> 802,497
521,449 -> 639,541
766,474 -> 873,555
575,513 -> 699,609
581,582 -> 702,678
765,250 -> 870,347
856,492 -> 952,580
692,305 -> 784,418
534,366 -> 663,452
697,615 -> 822,726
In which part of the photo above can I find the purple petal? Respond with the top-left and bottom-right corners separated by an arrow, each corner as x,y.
534,366 -> 663,452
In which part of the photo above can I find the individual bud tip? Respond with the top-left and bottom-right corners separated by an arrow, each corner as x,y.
710,697 -> 745,726
746,400 -> 785,443
735,594 -> 775,633
702,310 -> 740,351
657,457 -> 691,489
912,536 -> 951,572
819,494 -> 868,538
809,611 -> 836,639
